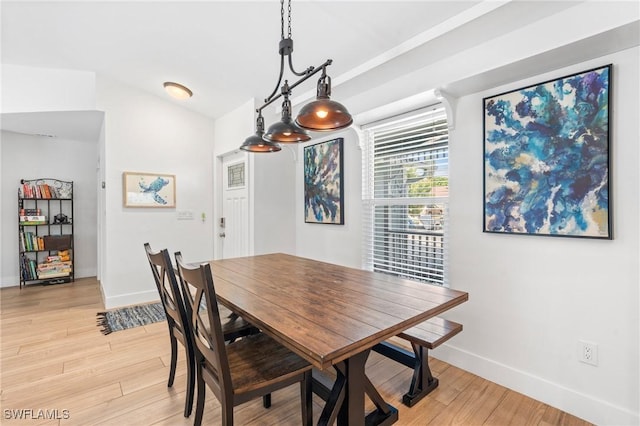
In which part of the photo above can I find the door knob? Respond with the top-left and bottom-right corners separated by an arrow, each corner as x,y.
219,232 -> 226,238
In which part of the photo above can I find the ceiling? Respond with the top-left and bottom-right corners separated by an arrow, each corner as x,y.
1,0 -> 484,120
2,1 -> 638,141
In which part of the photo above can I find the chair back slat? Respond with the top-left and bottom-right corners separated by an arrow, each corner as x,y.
144,243 -> 189,339
175,254 -> 233,400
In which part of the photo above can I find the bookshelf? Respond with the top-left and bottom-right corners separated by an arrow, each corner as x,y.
18,178 -> 74,287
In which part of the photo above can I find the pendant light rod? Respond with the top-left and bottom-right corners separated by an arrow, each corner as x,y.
261,0 -> 329,107
241,0 -> 352,152
287,46 -> 313,77
265,54 -> 286,104
257,59 -> 332,114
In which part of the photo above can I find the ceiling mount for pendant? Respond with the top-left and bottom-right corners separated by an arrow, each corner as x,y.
240,0 -> 352,153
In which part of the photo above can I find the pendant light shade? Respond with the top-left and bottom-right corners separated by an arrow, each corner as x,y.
240,114 -> 282,152
263,95 -> 311,143
263,119 -> 310,143
296,74 -> 352,131
240,133 -> 282,152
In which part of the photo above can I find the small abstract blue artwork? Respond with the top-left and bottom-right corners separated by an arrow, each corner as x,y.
123,172 -> 176,208
304,138 -> 344,224
483,65 -> 611,239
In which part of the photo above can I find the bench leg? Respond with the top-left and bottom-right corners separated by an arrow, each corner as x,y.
402,343 -> 439,407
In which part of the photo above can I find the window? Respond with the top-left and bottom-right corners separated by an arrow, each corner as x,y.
362,105 -> 449,286
227,162 -> 245,189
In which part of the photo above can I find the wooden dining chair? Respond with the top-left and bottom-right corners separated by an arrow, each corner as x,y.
175,253 -> 313,426
144,243 -> 258,418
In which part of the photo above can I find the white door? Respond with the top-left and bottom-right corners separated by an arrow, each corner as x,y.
220,151 -> 250,259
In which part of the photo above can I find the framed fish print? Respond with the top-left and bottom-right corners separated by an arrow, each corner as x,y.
304,138 -> 344,224
123,171 -> 176,208
483,64 -> 611,239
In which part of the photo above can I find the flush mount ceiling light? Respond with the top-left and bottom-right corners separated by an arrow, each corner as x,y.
163,82 -> 193,100
241,0 -> 352,153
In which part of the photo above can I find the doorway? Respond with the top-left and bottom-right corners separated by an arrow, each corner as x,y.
218,151 -> 250,259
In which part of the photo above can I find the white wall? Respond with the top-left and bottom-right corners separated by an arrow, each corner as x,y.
294,127 -> 362,268
0,131 -> 99,286
252,148 -> 297,256
96,77 -> 216,308
440,48 -> 639,426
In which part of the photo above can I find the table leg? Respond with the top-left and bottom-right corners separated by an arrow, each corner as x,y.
317,369 -> 346,426
337,350 -> 368,425
316,349 -> 398,426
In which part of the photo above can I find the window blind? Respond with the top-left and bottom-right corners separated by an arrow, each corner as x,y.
362,105 -> 449,286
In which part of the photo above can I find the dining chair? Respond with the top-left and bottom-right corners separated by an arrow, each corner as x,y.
144,243 -> 258,418
175,253 -> 313,426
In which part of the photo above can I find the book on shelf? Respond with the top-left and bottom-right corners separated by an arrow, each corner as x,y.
37,260 -> 72,271
20,183 -> 58,199
37,257 -> 72,279
40,184 -> 51,199
23,231 -> 32,251
20,232 -> 45,252
28,259 -> 37,280
37,271 -> 70,279
19,208 -> 42,216
19,215 -> 47,225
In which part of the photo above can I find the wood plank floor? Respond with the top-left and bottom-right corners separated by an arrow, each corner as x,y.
0,278 -> 592,425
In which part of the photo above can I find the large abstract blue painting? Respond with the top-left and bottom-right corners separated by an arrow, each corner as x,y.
483,65 -> 611,239
304,138 -> 344,224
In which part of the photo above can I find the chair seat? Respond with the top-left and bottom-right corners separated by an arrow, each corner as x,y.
226,333 -> 311,395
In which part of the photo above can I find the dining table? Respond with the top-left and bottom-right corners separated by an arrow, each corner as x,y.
207,253 -> 468,426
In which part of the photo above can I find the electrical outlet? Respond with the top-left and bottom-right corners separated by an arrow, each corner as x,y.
578,341 -> 598,366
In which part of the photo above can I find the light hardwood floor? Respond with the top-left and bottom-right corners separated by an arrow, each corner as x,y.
1,278 -> 591,425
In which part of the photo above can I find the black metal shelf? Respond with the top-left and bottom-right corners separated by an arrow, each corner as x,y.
18,179 -> 74,288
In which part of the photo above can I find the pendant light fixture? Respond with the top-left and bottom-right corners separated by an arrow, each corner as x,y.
241,0 -> 352,152
240,112 -> 282,153
296,70 -> 353,131
263,83 -> 310,143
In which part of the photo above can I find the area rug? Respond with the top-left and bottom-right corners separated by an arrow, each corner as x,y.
96,302 -> 165,335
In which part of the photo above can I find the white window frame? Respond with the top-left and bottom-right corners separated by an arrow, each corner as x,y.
361,104 -> 449,286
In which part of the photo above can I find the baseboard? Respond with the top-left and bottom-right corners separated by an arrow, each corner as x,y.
433,344 -> 639,426
74,268 -> 97,279
101,287 -> 159,309
1,268 -> 97,288
0,275 -> 20,288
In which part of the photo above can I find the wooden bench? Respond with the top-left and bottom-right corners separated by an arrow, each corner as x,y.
372,317 -> 463,407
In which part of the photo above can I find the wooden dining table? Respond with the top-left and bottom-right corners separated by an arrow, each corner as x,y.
207,253 -> 468,426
